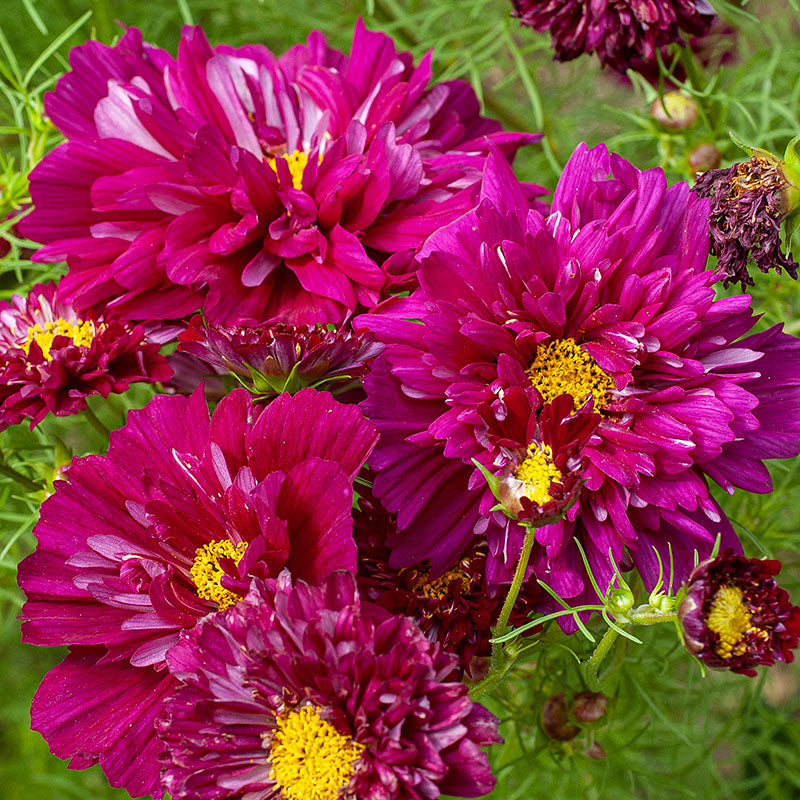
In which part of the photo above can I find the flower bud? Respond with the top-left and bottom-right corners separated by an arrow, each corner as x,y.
688,143 -> 722,173
649,92 -> 699,130
541,693 -> 579,741
572,691 -> 608,723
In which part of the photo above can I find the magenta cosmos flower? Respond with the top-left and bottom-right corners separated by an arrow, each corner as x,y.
21,22 -> 541,326
359,144 -> 800,616
512,0 -> 715,72
0,281 -> 171,430
678,549 -> 800,676
17,387 -> 377,797
157,571 -> 501,800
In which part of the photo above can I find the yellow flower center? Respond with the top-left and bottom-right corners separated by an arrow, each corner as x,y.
190,539 -> 248,610
514,443 -> 562,506
269,706 -> 365,800
526,338 -> 614,411
268,150 -> 317,191
21,318 -> 96,361
410,564 -> 471,600
706,584 -> 763,659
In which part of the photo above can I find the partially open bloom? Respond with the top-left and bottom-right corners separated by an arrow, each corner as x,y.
17,387 -> 377,797
0,282 -> 171,430
354,483 -> 543,677
21,22 -> 540,326
511,0 -> 715,72
157,571 -> 501,800
360,144 -> 800,616
693,155 -> 799,287
678,549 -> 800,675
178,313 -> 383,400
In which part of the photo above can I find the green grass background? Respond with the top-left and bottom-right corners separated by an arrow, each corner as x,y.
1,0 -> 800,798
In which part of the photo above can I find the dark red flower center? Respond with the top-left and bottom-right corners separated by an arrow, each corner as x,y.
410,564 -> 471,600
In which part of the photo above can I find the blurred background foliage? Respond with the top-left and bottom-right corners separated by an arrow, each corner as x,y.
1,0 -> 800,798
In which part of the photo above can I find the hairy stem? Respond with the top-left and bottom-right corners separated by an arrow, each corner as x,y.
584,625 -> 620,693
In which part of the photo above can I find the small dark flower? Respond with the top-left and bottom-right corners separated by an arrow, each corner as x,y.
157,571 -> 501,800
693,155 -> 799,287
354,483 -> 543,678
678,549 -> 800,676
178,314 -> 383,401
0,282 -> 171,430
511,0 -> 715,72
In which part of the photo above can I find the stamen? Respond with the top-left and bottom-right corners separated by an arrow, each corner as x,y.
22,318 -> 96,361
706,584 -> 758,658
190,540 -> 248,610
410,565 -> 471,600
526,338 -> 614,411
268,150 -> 314,191
514,442 -> 562,506
269,705 -> 364,800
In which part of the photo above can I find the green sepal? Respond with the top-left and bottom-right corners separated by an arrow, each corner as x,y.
728,131 -> 779,164
471,458 -> 500,501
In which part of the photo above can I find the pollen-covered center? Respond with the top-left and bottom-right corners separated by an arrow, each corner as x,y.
526,338 -> 614,411
410,564 -> 471,600
514,442 -> 562,506
21,318 -> 96,361
190,539 -> 248,610
268,150 -> 312,190
706,584 -> 757,658
269,705 -> 365,800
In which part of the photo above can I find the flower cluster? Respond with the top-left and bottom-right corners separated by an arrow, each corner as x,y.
18,387 -> 378,796
11,17 -> 800,800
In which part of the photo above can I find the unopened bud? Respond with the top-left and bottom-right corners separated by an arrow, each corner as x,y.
541,692 -> 579,741
584,740 -> 606,759
649,92 -> 699,130
572,691 -> 608,723
688,143 -> 722,173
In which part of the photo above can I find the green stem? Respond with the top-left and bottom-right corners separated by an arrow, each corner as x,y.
493,528 -> 535,639
628,608 -> 677,625
490,525 -> 535,672
0,462 -> 43,493
468,658 -> 515,701
584,625 -> 620,693
84,405 -> 111,438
